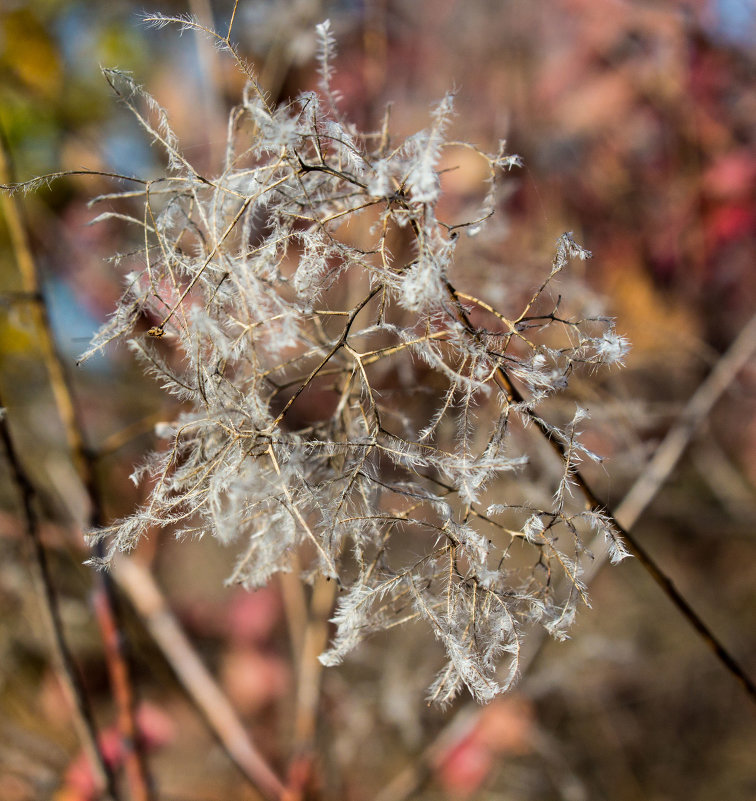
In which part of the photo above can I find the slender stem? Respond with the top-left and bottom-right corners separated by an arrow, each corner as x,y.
521,312 -> 756,681
285,575 -> 337,800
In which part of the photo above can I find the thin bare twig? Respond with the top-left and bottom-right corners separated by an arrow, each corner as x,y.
524,312 -> 756,678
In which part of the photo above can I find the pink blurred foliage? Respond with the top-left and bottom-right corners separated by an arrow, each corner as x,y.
702,151 -> 756,249
225,586 -> 284,645
176,585 -> 283,643
220,588 -> 291,714
434,697 -> 535,797
220,646 -> 291,715
173,586 -> 291,714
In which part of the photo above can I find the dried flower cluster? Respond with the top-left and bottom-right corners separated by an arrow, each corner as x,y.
70,18 -> 628,705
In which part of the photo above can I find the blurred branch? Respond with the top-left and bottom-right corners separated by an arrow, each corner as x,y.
188,0 -> 227,168
0,392 -> 118,801
0,137 -> 88,488
279,569 -> 308,671
285,573 -> 337,801
96,411 -> 169,458
112,557 -> 289,801
613,312 -> 756,531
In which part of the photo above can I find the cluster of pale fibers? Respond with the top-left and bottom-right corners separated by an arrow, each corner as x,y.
67,19 -> 629,705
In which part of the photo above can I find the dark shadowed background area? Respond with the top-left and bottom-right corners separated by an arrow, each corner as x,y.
1,1 -> 755,800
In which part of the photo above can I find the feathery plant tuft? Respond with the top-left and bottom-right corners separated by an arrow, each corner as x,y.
16,15 -> 631,706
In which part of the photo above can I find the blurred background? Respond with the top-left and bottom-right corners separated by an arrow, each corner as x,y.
1,1 -> 755,799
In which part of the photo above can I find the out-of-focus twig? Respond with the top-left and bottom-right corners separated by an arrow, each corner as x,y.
188,0 -> 227,168
613,312 -> 756,531
285,573 -> 337,801
376,310 -> 756,801
0,137 -> 87,488
363,0 -> 389,96
112,556 -> 289,801
279,569 -> 308,671
0,392 -> 118,800
96,411 -> 169,459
